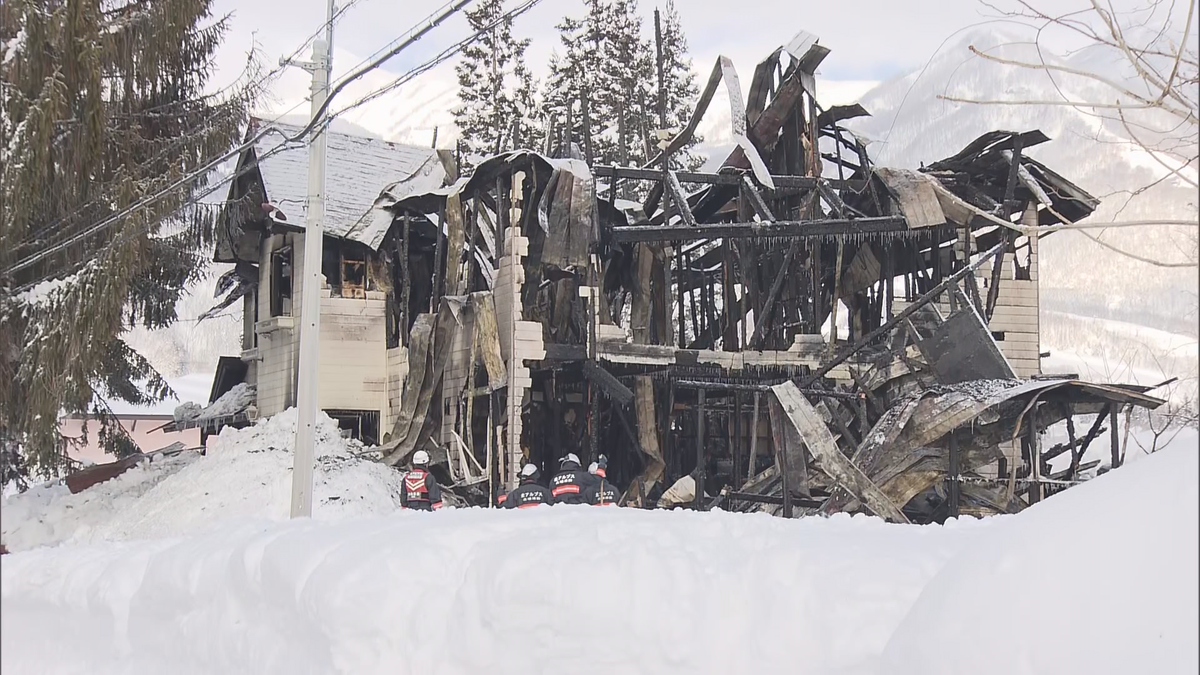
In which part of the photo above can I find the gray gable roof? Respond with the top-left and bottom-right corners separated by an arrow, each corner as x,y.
250,117 -> 447,246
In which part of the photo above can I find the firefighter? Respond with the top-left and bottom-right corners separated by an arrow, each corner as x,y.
400,450 -> 443,511
503,463 -> 553,509
549,453 -> 591,504
584,461 -> 619,506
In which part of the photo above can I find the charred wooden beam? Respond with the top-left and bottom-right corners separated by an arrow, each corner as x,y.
741,176 -> 777,221
665,171 -> 698,228
673,380 -> 862,400
582,360 -> 634,406
722,492 -> 825,509
592,165 -> 867,191
611,216 -> 908,243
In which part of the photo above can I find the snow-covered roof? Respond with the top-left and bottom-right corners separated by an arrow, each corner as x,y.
250,117 -> 448,246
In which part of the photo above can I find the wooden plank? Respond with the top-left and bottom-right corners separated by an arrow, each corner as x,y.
770,382 -> 909,523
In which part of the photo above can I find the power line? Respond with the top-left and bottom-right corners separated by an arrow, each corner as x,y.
279,0 -> 478,145
8,0 -> 542,285
3,0 -> 371,262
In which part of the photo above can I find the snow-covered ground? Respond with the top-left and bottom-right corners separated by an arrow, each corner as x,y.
1,409 -> 403,552
1,414 -> 1196,673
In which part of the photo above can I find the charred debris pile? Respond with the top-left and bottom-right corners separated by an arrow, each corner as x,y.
352,35 -> 1163,522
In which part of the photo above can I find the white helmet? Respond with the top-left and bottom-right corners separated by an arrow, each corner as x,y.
560,453 -> 581,466
412,450 -> 430,466
520,463 -> 538,477
588,462 -> 599,475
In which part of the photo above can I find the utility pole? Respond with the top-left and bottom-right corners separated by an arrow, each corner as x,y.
286,0 -> 336,518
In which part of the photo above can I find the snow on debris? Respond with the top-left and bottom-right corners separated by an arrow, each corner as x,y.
174,382 -> 253,424
0,409 -> 405,552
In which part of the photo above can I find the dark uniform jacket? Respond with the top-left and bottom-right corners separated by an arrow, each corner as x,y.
584,477 -> 619,506
503,479 -> 553,509
400,468 -> 443,511
550,461 -> 592,504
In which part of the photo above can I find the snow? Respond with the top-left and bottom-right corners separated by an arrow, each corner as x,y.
13,272 -> 79,308
882,445 -> 1198,674
2,434 -> 1196,673
1,409 -> 404,553
2,27 -> 25,66
1,507 -> 980,674
193,382 -> 255,421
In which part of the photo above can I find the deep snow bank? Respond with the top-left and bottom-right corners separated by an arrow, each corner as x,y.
1,447 -> 1194,674
883,445 -> 1199,674
0,508 -> 977,675
1,409 -> 404,552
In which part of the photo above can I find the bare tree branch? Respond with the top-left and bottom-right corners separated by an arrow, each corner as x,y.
1079,230 -> 1198,267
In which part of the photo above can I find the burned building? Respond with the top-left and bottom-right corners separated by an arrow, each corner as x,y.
194,34 -> 1165,522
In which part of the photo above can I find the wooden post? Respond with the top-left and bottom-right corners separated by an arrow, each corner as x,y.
432,203 -> 446,311
1026,404 -> 1042,503
676,248 -> 687,348
1065,413 -> 1080,480
400,214 -> 411,342
733,390 -> 743,485
1110,406 -> 1122,468
466,197 -> 479,293
947,432 -> 960,517
694,388 -> 706,509
828,238 -> 846,358
746,392 -> 761,485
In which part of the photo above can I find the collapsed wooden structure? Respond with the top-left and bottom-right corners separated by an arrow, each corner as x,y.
204,32 -> 1166,522
356,34 -> 1165,521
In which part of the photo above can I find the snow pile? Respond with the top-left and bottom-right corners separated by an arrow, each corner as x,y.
0,508 -> 979,674
1,446 -> 1194,674
1,409 -> 404,552
883,445 -> 1199,674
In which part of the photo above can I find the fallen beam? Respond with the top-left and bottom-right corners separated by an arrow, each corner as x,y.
582,360 -> 635,406
770,382 -> 910,523
611,217 -> 909,242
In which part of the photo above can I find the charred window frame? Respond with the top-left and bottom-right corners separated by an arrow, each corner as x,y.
324,409 -> 380,445
270,244 -> 293,317
320,239 -> 374,299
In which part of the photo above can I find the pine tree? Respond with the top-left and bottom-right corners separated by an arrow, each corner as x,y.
544,0 -> 657,170
657,0 -> 704,171
0,0 -> 249,477
544,12 -> 597,156
593,0 -> 657,169
453,0 -> 542,167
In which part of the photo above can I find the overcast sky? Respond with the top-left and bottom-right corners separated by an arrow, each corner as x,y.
206,0 -> 1190,141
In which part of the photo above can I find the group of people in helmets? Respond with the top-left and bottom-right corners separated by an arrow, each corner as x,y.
398,450 -> 618,511
498,453 -> 618,508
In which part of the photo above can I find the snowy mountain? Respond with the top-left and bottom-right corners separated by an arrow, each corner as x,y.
846,28 -> 1197,334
